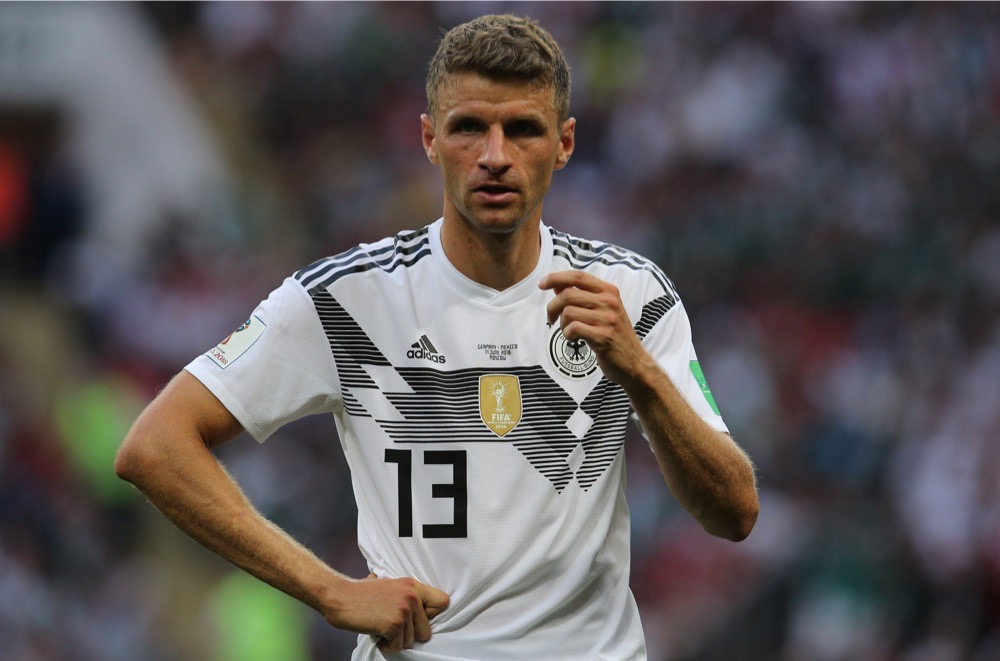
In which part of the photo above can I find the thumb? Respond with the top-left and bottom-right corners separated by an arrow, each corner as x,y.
417,583 -> 451,618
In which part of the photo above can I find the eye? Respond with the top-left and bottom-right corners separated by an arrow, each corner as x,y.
506,120 -> 543,138
452,118 -> 483,134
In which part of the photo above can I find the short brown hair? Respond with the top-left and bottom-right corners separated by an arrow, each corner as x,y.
426,14 -> 571,122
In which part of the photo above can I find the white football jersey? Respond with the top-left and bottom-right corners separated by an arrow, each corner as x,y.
185,219 -> 728,660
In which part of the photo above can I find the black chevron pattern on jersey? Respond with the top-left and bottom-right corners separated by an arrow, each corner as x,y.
371,363 -> 626,493
309,290 -> 388,418
577,379 -> 632,490
389,367 -> 577,488
308,287 -> 679,492
295,226 -> 431,291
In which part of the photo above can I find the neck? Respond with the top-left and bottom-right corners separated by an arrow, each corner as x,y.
440,216 -> 542,291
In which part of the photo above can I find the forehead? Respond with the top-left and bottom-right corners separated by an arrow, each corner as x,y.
434,72 -> 559,123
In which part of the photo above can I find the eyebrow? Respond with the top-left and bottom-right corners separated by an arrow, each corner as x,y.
444,112 -> 548,130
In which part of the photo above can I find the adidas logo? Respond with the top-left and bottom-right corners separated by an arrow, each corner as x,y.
407,334 -> 447,364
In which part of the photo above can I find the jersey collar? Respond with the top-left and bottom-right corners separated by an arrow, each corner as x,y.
429,218 -> 554,306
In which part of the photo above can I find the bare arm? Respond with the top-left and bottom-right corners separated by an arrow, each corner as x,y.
611,353 -> 758,541
114,370 -> 448,652
540,271 -> 758,541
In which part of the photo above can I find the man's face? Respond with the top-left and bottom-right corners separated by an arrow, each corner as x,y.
421,72 -> 575,235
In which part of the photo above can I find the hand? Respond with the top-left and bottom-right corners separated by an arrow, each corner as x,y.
327,574 -> 449,654
539,270 -> 650,387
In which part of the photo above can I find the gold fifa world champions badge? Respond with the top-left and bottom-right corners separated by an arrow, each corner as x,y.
479,375 -> 522,437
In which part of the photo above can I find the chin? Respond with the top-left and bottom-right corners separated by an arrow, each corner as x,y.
463,211 -> 528,235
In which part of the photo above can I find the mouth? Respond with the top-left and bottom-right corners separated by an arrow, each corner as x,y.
473,183 -> 518,203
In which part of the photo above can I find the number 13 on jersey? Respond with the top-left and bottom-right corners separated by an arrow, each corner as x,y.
385,449 -> 468,538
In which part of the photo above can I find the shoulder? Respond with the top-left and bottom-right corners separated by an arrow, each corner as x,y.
293,226 -> 432,292
549,227 -> 679,300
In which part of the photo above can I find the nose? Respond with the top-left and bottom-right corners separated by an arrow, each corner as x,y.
479,125 -> 511,174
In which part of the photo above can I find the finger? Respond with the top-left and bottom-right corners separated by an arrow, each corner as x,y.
377,635 -> 402,654
403,610 -> 415,649
547,287 -> 605,322
412,600 -> 433,643
539,270 -> 606,293
544,286 -> 576,324
559,307 -> 611,335
546,280 -> 624,328
417,583 -> 451,617
555,298 -> 627,336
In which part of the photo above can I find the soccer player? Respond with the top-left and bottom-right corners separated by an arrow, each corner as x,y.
115,14 -> 758,660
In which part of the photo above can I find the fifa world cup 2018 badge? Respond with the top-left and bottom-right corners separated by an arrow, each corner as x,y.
479,375 -> 522,437
548,326 -> 598,379
208,315 -> 267,369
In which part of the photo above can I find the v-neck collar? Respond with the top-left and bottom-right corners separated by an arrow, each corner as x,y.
429,218 -> 553,307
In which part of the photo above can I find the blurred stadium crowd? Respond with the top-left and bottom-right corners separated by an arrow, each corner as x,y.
1,2 -> 999,659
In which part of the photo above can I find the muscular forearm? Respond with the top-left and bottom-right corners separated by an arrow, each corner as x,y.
116,373 -> 448,652
622,355 -> 759,541
538,270 -> 759,541
115,418 -> 349,617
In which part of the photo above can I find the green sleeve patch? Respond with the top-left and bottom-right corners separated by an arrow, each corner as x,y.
690,361 -> 721,416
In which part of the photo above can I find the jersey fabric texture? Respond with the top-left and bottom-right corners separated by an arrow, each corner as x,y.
185,219 -> 728,661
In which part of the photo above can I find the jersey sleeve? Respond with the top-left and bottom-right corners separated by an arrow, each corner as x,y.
184,277 -> 341,442
635,295 -> 729,435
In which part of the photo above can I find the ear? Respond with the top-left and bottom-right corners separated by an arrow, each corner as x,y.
421,114 -> 439,165
554,117 -> 576,171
